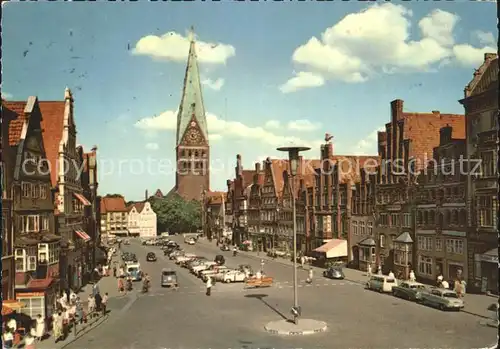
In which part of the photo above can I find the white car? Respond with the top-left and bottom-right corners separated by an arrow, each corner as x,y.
223,270 -> 247,283
175,253 -> 197,264
192,262 -> 217,274
186,239 -> 196,245
201,266 -> 230,281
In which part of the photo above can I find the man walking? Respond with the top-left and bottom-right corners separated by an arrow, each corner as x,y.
101,293 -> 109,316
206,277 -> 212,296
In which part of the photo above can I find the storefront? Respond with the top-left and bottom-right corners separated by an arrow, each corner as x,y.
312,239 -> 348,267
357,237 -> 376,272
479,249 -> 498,295
16,278 -> 59,321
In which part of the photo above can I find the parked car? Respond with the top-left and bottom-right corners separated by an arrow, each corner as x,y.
175,253 -> 197,264
192,261 -> 217,274
220,245 -> 230,251
212,268 -> 233,282
185,238 -> 196,245
201,265 -> 230,281
222,270 -> 246,283
323,268 -> 345,280
392,281 -> 427,301
366,275 -> 398,293
146,252 -> 157,262
420,288 -> 464,311
169,251 -> 184,260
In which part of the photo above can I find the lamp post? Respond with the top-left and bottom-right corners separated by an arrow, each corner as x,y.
277,145 -> 310,325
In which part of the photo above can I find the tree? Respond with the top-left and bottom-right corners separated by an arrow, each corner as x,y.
105,194 -> 124,198
150,194 -> 202,234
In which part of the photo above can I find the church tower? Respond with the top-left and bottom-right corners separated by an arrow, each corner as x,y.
171,27 -> 210,201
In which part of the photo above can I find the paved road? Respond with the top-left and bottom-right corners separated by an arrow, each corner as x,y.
64,237 -> 497,349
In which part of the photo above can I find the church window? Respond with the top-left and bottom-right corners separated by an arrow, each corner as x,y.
195,151 -> 199,157
188,150 -> 192,157
202,151 -> 206,157
181,150 -> 186,157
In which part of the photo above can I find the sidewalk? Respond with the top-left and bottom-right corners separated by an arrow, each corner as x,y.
199,238 -> 497,319
34,256 -> 125,349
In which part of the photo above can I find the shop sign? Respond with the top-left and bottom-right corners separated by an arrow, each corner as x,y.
16,292 -> 45,297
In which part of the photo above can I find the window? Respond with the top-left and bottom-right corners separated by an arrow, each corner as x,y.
352,221 -> 358,235
38,243 -> 48,263
418,255 -> 433,276
21,215 -> 40,233
359,222 -> 365,235
390,213 -> 399,227
379,213 -> 388,226
478,196 -> 497,227
417,236 -> 432,251
380,235 -> 385,248
42,216 -> 49,231
31,184 -> 40,198
2,212 -> 8,256
394,249 -> 407,266
446,239 -> 464,255
48,243 -> 60,264
22,182 -> 31,197
435,238 -> 442,251
367,222 -> 373,236
17,297 -> 44,319
15,249 -> 26,272
480,151 -> 495,177
403,213 -> 411,228
40,184 -> 47,199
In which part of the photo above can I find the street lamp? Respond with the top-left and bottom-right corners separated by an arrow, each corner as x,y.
277,145 -> 310,325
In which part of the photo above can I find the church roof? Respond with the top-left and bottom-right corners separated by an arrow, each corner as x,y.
176,28 -> 208,145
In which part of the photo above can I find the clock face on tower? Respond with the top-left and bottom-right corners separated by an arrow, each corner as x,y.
190,121 -> 196,127
184,128 -> 203,145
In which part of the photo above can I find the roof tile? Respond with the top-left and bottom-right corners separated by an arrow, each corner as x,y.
3,101 -> 27,146
102,196 -> 127,212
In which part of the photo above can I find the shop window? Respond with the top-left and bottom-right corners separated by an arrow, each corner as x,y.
17,297 -> 44,319
15,249 -> 26,272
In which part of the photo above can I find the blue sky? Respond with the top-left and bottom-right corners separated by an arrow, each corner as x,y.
3,1 -> 497,201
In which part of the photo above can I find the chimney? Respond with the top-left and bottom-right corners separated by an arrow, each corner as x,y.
235,154 -> 242,177
440,124 -> 453,144
255,162 -> 261,173
391,99 -> 404,121
145,190 -> 148,200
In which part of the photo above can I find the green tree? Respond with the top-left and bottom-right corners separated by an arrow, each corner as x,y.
150,194 -> 202,234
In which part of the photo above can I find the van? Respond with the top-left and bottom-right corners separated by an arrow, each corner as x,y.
161,269 -> 178,288
127,263 -> 143,281
366,275 -> 398,293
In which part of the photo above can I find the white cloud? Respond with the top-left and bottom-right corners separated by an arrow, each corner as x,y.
280,71 -> 325,93
474,30 -> 496,46
209,134 -> 222,141
265,120 -> 281,129
287,119 -> 321,132
453,44 -> 497,67
1,92 -> 13,99
282,3 -> 495,91
201,78 -> 225,91
145,142 -> 159,151
351,127 -> 385,155
134,110 -> 323,148
133,31 -> 235,64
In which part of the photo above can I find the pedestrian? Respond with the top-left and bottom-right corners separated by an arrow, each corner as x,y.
377,265 -> 382,275
367,264 -> 372,277
409,270 -> 416,282
75,301 -> 84,324
113,266 -> 117,278
388,270 -> 395,279
24,332 -> 36,349
3,327 -> 14,349
87,294 -> 96,318
206,277 -> 212,296
65,288 -> 71,304
307,268 -> 313,284
300,256 -> 305,269
93,282 -> 100,297
101,293 -> 109,316
118,277 -> 124,294
52,312 -> 63,342
35,314 -> 45,341
95,292 -> 102,312
7,316 -> 17,333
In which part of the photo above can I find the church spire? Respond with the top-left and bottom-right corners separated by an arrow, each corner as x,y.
176,26 -> 209,145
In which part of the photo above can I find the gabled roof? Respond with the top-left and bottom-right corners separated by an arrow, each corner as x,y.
334,156 -> 380,184
39,101 -> 66,187
102,196 -> 127,213
154,189 -> 164,198
464,53 -> 498,98
394,231 -> 413,243
242,170 -> 256,188
176,29 -> 208,145
127,201 -> 146,213
3,101 -> 27,146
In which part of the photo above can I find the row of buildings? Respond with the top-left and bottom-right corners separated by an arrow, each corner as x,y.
98,191 -> 157,240
2,89 -> 101,319
203,53 -> 498,295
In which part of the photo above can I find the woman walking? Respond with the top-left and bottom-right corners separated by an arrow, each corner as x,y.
35,315 -> 45,341
52,312 -> 63,342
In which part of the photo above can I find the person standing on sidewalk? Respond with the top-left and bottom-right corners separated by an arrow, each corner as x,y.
95,292 -> 102,312
87,294 -> 96,318
101,293 -> 109,316
34,315 -> 45,341
206,277 -> 212,296
52,312 -> 63,342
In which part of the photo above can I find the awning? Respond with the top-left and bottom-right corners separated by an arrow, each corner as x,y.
313,239 -> 348,258
2,300 -> 25,311
75,230 -> 91,242
480,249 -> 498,264
74,193 -> 91,206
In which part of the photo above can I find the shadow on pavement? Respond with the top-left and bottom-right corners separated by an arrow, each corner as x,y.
244,294 -> 288,321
